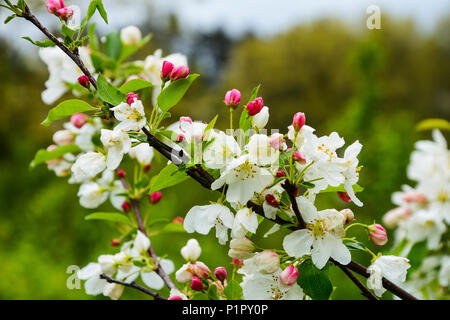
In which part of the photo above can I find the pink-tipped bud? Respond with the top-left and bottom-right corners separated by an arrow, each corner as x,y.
168,296 -> 183,300
46,0 -> 65,14
292,151 -> 306,164
276,170 -> 287,178
338,191 -> 352,203
270,133 -> 285,150
70,113 -> 87,129
382,207 -> 412,228
279,265 -> 299,286
265,194 -> 279,207
116,169 -> 126,178
190,276 -> 203,291
121,201 -> 132,212
191,262 -> 211,279
292,112 -> 306,132
228,238 -> 255,260
224,89 -> 241,108
176,134 -> 184,143
57,6 -> 73,21
53,130 -> 73,145
172,216 -> 184,224
144,164 -> 152,172
214,267 -> 227,282
232,258 -> 244,266
340,208 -> 355,224
246,97 -> 264,116
126,92 -> 139,105
161,60 -> 174,80
111,238 -> 121,247
368,224 -> 388,246
254,250 -> 280,274
77,75 -> 90,88
149,191 -> 162,204
402,191 -> 427,204
170,65 -> 190,81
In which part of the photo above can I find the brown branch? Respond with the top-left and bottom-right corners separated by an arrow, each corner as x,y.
100,273 -> 167,300
337,265 -> 378,300
281,180 -> 307,229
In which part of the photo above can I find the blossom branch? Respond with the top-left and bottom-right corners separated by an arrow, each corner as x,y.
336,265 -> 378,300
100,273 -> 168,300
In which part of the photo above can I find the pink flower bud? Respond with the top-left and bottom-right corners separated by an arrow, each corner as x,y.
144,164 -> 152,172
279,265 -> 299,286
111,238 -> 121,247
121,201 -> 132,212
70,113 -> 87,128
224,89 -> 241,107
340,208 -> 355,224
338,191 -> 352,203
232,258 -> 243,266
57,6 -> 73,21
402,191 -> 427,204
246,97 -> 264,116
170,65 -> 190,81
172,216 -> 184,224
292,112 -> 306,131
77,75 -> 90,88
46,0 -> 65,14
52,130 -> 73,145
161,60 -> 174,80
191,262 -> 211,279
126,92 -> 139,105
368,224 -> 388,246
168,296 -> 183,300
270,133 -> 285,150
254,250 -> 280,274
276,170 -> 287,178
190,276 -> 203,291
149,191 -> 162,204
179,116 -> 193,124
292,151 -> 306,164
116,169 -> 126,178
382,207 -> 411,228
214,267 -> 227,282
176,134 -> 184,143
265,194 -> 279,207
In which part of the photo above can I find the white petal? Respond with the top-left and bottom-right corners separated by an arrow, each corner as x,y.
141,271 -> 164,290
283,229 -> 313,258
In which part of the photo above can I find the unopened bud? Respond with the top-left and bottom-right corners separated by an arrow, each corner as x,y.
161,60 -> 175,81
181,239 -> 201,261
276,170 -> 287,178
292,112 -> 306,132
176,134 -> 184,143
368,224 -> 388,246
232,258 -> 244,266
77,75 -> 90,88
382,207 -> 411,228
279,265 -> 299,286
170,65 -> 190,81
246,97 -> 264,116
214,267 -> 227,282
144,164 -> 152,172
149,191 -> 162,204
340,208 -> 355,224
224,89 -> 241,108
292,151 -> 306,164
57,6 -> 73,21
111,238 -> 121,247
190,276 -> 203,291
270,133 -> 285,150
120,25 -> 142,46
70,113 -> 87,128
172,216 -> 184,224
116,169 -> 126,178
126,92 -> 139,105
191,261 -> 211,279
53,130 -> 73,145
338,192 -> 352,203
121,201 -> 132,212
46,0 -> 65,14
168,296 -> 183,300
265,194 -> 280,207
254,250 -> 280,274
228,237 -> 255,260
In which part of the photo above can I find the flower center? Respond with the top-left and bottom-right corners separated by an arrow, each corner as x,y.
233,160 -> 257,180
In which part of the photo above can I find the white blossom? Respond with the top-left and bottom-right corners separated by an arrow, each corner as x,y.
100,128 -> 132,170
367,255 -> 410,297
71,152 -> 106,183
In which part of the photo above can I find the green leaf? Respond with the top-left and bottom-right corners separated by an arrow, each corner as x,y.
4,14 -> 16,24
343,240 -> 366,252
297,260 -> 333,300
17,0 -> 26,11
85,212 -> 131,225
223,280 -> 243,300
319,184 -> 364,194
248,84 -> 261,102
61,24 -> 76,38
150,163 -> 189,192
119,79 -> 153,94
157,74 -> 200,113
97,74 -> 126,106
407,240 -> 428,270
41,99 -> 98,126
88,23 -> 100,52
95,0 -> 109,24
119,34 -> 152,61
160,223 -> 186,233
22,36 -> 55,48
104,31 -> 122,60
30,144 -> 80,168
207,285 -> 220,300
416,118 -> 450,131
203,114 -> 218,140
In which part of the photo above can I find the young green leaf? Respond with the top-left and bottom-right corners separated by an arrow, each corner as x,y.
4,14 -> 16,24
248,84 -> 261,102
297,260 -> 333,300
223,280 -> 243,300
407,240 -> 428,270
203,114 -> 218,140
119,34 -> 152,61
22,37 -> 55,48
41,99 -> 98,126
104,31 -> 122,61
157,74 -> 200,113
30,144 -> 81,168
87,23 -> 100,52
119,79 -> 153,94
207,285 -> 220,300
85,212 -> 132,225
97,74 -> 126,106
61,24 -> 76,38
150,163 -> 189,192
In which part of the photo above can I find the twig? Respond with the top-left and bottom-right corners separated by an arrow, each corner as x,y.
281,180 -> 307,229
100,273 -> 167,300
337,265 -> 378,300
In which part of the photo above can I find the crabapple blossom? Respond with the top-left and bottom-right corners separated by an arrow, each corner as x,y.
71,152 -> 106,183
120,25 -> 142,46
367,255 -> 410,297
231,207 -> 259,239
111,99 -> 146,132
368,224 -> 388,246
129,143 -> 154,166
252,106 -> 269,129
100,129 -> 132,170
253,250 -> 280,274
181,239 -> 202,261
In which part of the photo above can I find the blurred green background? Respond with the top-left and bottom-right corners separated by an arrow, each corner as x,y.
0,0 -> 449,299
